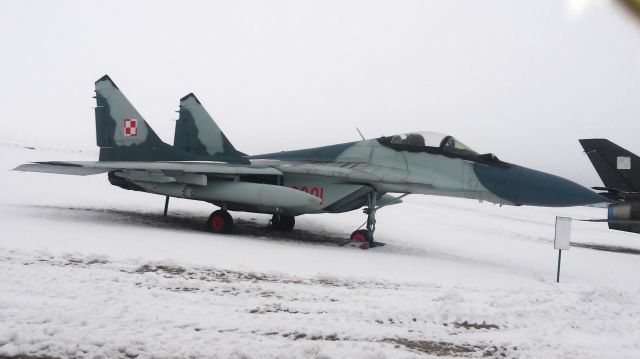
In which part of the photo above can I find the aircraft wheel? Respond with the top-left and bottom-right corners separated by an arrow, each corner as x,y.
208,210 -> 234,234
271,215 -> 295,232
350,229 -> 370,243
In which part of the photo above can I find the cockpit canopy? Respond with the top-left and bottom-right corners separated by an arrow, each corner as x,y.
382,131 -> 478,157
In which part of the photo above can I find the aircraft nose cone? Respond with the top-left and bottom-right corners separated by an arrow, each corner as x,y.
474,164 -> 605,207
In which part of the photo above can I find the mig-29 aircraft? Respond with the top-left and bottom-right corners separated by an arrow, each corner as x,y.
13,75 -> 604,247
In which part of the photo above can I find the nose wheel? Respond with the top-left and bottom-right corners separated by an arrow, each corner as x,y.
350,229 -> 371,242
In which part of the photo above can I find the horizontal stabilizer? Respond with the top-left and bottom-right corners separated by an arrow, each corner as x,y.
13,163 -> 109,176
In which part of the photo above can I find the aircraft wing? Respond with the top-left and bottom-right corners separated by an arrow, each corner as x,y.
13,161 -> 283,177
13,160 -> 402,182
14,162 -> 111,176
14,159 -> 411,188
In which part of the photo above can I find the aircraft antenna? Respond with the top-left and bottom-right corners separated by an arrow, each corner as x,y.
356,127 -> 366,140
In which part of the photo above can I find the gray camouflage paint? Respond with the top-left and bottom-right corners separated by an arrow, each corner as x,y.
251,138 -> 604,209
95,77 -> 150,146
15,75 -> 604,218
94,76 -> 249,164
174,94 -> 246,159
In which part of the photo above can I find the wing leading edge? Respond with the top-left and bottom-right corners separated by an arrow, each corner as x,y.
13,161 -> 283,177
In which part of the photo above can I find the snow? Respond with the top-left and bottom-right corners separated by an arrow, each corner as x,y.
1,143 -> 640,358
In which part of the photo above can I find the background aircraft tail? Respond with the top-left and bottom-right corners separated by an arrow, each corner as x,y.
174,93 -> 247,161
579,138 -> 640,195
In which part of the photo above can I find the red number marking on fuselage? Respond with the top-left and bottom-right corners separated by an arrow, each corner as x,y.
291,186 -> 324,204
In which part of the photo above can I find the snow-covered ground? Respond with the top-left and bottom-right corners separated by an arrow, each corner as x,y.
1,143 -> 639,359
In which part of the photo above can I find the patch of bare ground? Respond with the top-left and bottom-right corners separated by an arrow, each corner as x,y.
280,332 -> 340,341
135,263 -> 186,275
386,338 -> 514,358
454,321 -> 500,330
18,205 -> 355,247
571,242 -> 640,255
249,303 -> 326,315
132,263 -> 399,291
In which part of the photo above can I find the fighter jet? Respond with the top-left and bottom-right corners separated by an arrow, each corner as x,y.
13,75 -> 604,246
580,138 -> 640,234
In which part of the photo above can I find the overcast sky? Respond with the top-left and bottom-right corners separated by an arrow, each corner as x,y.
1,0 -> 638,186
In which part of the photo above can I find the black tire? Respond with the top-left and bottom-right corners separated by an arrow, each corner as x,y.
271,215 -> 295,232
350,229 -> 371,243
207,210 -> 234,234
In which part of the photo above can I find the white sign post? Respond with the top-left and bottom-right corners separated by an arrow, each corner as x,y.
554,216 -> 572,283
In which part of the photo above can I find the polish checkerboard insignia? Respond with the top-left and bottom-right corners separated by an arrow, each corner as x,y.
124,119 -> 138,137
617,156 -> 631,170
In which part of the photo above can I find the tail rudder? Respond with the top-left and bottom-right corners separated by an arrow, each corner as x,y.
174,93 -> 247,161
579,138 -> 640,193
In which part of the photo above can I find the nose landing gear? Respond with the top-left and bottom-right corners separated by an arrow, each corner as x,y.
350,191 -> 382,249
349,191 -> 409,249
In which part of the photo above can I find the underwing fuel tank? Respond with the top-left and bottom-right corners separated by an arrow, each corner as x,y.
133,180 -> 322,211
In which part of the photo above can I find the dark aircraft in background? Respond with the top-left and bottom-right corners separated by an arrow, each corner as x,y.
580,139 -> 640,234
12,76 -> 604,247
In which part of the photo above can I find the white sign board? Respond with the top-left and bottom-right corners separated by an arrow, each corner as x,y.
617,156 -> 631,170
554,216 -> 572,250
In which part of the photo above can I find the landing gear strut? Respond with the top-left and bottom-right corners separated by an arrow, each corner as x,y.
207,209 -> 234,234
163,196 -> 170,217
350,191 -> 378,248
270,214 -> 295,232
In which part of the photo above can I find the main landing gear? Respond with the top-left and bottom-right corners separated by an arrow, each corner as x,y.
207,209 -> 234,234
350,191 -> 381,249
206,210 -> 296,234
270,214 -> 295,232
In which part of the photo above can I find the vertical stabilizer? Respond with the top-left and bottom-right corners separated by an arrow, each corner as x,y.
95,75 -> 164,150
95,76 -> 203,162
174,93 -> 247,160
579,138 -> 640,193
93,76 -> 248,163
